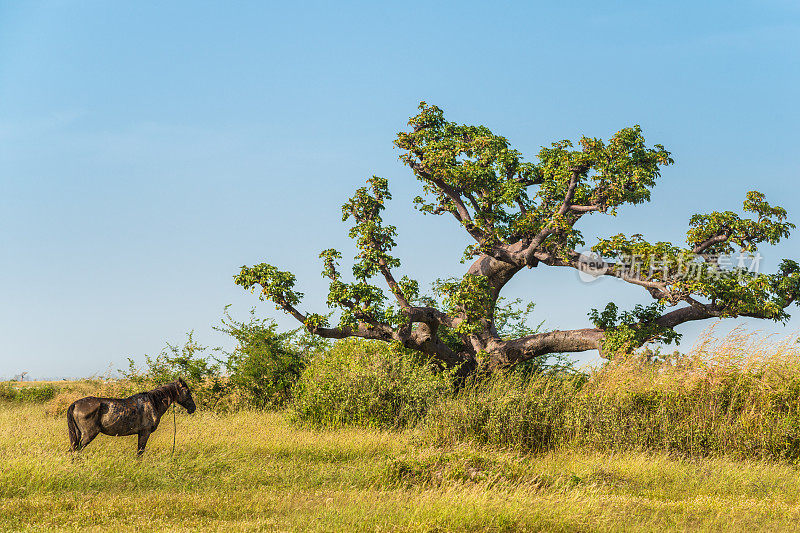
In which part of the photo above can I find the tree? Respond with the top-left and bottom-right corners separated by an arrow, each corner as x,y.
235,103 -> 800,374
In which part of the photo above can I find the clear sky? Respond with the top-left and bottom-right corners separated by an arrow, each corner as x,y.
1,1 -> 798,378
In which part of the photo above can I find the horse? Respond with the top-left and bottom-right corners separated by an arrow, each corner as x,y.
66,378 -> 197,456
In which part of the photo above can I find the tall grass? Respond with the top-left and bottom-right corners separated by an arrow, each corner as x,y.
424,328 -> 800,461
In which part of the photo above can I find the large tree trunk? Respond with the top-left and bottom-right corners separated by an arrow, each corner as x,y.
464,250 -> 605,370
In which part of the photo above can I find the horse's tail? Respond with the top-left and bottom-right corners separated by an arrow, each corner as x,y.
67,402 -> 81,451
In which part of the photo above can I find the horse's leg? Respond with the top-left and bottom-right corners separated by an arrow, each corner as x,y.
67,404 -> 82,452
78,425 -> 100,449
137,430 -> 151,457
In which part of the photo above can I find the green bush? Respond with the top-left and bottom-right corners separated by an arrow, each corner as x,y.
217,308 -> 312,409
121,311 -> 317,412
0,383 -> 17,402
424,372 -> 583,452
0,383 -> 57,403
291,338 -> 453,429
17,385 -> 57,403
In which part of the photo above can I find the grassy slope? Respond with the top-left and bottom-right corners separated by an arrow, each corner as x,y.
2,403 -> 800,532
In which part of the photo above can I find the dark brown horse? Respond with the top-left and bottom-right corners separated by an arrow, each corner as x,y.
67,378 -> 196,456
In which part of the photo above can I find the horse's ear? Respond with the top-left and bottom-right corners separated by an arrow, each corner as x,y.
178,377 -> 187,389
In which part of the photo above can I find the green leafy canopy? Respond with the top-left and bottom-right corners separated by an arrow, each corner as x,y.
234,102 -> 798,367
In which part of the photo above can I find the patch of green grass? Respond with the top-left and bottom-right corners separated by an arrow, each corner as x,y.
3,402 -> 800,531
0,382 -> 57,403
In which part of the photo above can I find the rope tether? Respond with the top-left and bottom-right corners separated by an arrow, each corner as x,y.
171,403 -> 176,456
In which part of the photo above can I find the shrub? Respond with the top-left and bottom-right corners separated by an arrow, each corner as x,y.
0,383 -> 57,403
0,383 -> 17,402
424,371 -> 583,452
16,384 -> 57,403
216,308 -> 311,409
119,312 -> 317,412
291,338 -> 453,429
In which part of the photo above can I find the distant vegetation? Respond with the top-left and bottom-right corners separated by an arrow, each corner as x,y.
0,382 -> 56,403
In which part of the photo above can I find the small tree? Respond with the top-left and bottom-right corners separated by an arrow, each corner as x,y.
236,103 -> 800,374
216,308 -> 310,408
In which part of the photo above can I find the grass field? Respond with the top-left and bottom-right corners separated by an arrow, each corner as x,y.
2,399 -> 800,532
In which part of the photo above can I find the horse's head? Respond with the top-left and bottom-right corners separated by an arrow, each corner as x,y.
176,378 -> 197,414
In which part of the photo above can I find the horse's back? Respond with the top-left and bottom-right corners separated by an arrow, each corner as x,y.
69,396 -> 104,420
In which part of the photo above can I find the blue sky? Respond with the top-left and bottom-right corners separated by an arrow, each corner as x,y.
1,1 -> 798,378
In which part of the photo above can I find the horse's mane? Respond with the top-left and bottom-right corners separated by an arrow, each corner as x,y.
148,381 -> 179,406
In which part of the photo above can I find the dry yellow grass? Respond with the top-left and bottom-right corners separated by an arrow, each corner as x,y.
3,397 -> 800,531
592,325 -> 800,392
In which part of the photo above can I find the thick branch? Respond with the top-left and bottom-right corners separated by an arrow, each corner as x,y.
270,286 -> 469,367
654,304 -> 718,329
692,229 -> 732,254
467,252 -> 524,301
569,204 -> 601,213
558,170 -> 581,216
376,258 -> 410,308
405,306 -> 461,329
489,328 -> 604,367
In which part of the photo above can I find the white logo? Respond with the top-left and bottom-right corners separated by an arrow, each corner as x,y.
576,251 -> 608,283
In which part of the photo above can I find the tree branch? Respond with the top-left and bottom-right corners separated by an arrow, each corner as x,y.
406,306 -> 461,329
692,229 -> 732,254
377,259 -> 410,308
489,328 -> 604,367
520,169 -> 582,266
569,204 -> 602,213
532,249 -> 670,298
267,278 -> 468,366
404,144 -> 487,243
653,304 -> 718,329
426,173 -> 487,243
558,169 -> 581,216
